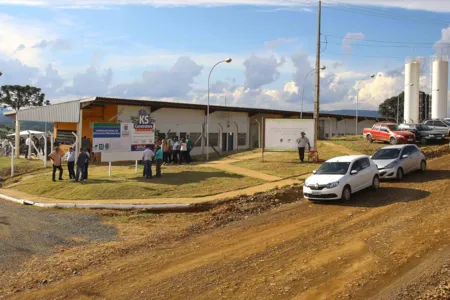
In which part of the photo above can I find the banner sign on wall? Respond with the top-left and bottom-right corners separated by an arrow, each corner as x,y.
264,119 -> 315,151
93,122 -> 155,154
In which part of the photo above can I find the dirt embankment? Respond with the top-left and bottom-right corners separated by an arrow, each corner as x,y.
2,155 -> 450,300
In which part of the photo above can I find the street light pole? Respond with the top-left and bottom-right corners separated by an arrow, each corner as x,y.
207,58 -> 232,161
397,83 -> 414,124
356,74 -> 375,135
301,66 -> 326,119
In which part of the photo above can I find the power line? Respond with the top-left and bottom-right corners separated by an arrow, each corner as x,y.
326,41 -> 434,49
323,5 -> 450,27
324,34 -> 449,46
322,52 -> 405,59
323,0 -> 449,26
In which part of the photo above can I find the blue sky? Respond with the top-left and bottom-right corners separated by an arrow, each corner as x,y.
1,0 -> 450,113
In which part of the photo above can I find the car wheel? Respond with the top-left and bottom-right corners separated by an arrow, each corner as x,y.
366,135 -> 373,143
390,137 -> 398,145
420,160 -> 427,173
420,137 -> 427,145
341,186 -> 352,201
397,168 -> 404,181
372,175 -> 380,190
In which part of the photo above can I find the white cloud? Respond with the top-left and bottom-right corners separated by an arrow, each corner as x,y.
1,0 -> 450,12
434,25 -> 450,55
264,38 -> 297,50
109,56 -> 203,98
243,55 -> 286,89
342,32 -> 365,55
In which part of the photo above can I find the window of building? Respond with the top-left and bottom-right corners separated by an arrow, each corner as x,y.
168,132 -> 177,140
189,133 -> 201,145
208,133 -> 219,147
56,130 -> 76,145
180,132 -> 187,140
238,133 -> 247,146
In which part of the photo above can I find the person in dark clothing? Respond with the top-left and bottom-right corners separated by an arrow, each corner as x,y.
186,134 -> 193,163
75,148 -> 89,182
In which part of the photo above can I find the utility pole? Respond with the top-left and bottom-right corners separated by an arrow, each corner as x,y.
313,0 -> 322,150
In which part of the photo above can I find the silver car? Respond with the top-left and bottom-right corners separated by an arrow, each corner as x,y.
423,120 -> 450,136
371,145 -> 426,180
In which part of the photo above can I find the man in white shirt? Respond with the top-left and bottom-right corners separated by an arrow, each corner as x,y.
25,135 -> 31,159
142,145 -> 155,179
296,131 -> 311,163
64,147 -> 76,179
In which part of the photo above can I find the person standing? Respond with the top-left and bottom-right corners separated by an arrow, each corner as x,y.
84,151 -> 90,180
64,147 -> 76,179
142,145 -> 155,179
179,138 -> 188,164
162,139 -> 169,166
48,146 -> 63,181
155,145 -> 163,177
172,137 -> 180,164
186,134 -> 193,163
75,148 -> 89,182
296,131 -> 311,163
25,135 -> 31,159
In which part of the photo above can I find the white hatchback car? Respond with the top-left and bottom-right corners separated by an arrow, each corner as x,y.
303,155 -> 380,201
371,145 -> 426,180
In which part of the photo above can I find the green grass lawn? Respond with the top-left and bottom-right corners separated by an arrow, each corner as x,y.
0,157 -> 45,178
7,164 -> 264,200
231,142 -> 348,178
329,135 -> 386,155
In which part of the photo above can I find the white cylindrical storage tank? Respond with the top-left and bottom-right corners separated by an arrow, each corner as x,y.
432,59 -> 449,119
404,61 -> 420,124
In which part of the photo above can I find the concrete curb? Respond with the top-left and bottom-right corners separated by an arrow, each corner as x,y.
0,193 -> 192,210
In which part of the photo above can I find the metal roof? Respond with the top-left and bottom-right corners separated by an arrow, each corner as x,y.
15,100 -> 80,122
3,96 -> 389,122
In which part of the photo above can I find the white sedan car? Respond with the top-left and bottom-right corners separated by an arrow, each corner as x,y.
303,155 -> 380,201
371,145 -> 426,180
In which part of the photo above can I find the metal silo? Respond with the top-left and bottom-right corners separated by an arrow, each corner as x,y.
404,58 -> 421,124
431,56 -> 449,119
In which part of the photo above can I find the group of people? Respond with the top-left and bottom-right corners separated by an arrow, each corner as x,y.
48,146 -> 90,182
161,135 -> 193,165
141,135 -> 193,179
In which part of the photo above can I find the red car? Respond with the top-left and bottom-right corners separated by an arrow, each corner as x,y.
363,122 -> 416,145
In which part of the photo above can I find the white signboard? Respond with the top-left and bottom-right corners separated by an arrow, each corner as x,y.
264,119 -> 315,151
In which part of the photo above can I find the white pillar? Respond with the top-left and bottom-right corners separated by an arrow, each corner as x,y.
9,141 -> 14,177
14,117 -> 20,158
108,162 -> 112,177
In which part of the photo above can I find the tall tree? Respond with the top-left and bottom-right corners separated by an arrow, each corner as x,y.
379,91 -> 430,122
378,92 -> 404,120
0,85 -> 50,111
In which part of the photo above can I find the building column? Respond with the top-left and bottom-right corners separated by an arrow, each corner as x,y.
76,109 -> 83,158
14,117 -> 20,158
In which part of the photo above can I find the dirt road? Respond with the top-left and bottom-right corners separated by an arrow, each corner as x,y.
6,155 -> 450,300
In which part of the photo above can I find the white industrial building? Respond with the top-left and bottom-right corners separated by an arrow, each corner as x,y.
4,97 -> 384,158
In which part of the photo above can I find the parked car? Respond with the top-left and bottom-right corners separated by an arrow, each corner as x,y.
423,119 -> 450,136
363,122 -> 415,145
371,145 -> 426,180
398,123 -> 446,145
303,155 -> 380,201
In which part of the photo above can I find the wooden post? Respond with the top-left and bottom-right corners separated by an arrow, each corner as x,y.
109,162 -> 112,177
313,0 -> 322,150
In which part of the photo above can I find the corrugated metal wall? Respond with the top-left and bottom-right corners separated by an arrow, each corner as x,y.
17,100 -> 80,122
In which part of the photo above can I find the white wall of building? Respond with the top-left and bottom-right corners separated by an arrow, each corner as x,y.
326,118 -> 376,137
151,108 -> 250,156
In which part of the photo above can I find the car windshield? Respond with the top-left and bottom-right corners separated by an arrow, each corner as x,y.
417,125 -> 432,131
372,149 -> 401,160
444,120 -> 450,126
316,162 -> 350,175
387,125 -> 400,131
